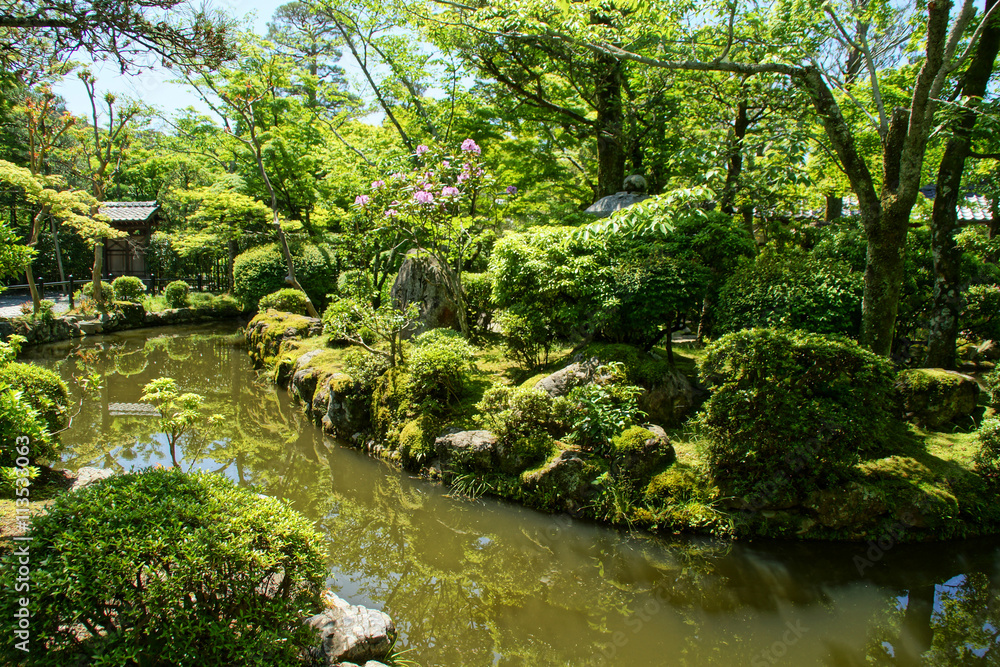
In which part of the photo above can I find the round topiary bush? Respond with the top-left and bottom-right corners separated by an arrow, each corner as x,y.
0,468 -> 326,666
233,243 -> 336,311
110,275 -> 146,302
164,280 -> 191,308
408,328 -> 476,405
258,288 -> 311,315
698,328 -> 896,498
0,361 -> 70,432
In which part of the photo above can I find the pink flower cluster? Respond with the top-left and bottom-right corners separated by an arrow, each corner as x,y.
414,191 -> 435,204
355,194 -> 370,207
461,138 -> 481,154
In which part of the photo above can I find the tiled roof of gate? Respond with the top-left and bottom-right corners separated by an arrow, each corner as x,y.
98,201 -> 159,223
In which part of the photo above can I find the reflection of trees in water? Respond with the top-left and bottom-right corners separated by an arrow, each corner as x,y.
25,325 -> 1000,666
849,571 -> 1000,666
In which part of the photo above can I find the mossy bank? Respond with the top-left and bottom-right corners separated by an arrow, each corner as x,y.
246,310 -> 1000,543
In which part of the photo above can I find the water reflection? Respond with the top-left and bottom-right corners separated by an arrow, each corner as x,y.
23,324 -> 1000,666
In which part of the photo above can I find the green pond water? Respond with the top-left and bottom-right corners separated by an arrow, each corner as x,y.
21,322 -> 1000,666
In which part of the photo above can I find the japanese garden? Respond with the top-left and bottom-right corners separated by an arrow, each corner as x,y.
1,0 -> 1000,664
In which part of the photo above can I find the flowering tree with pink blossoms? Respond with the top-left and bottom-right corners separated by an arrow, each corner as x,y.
352,139 -> 515,338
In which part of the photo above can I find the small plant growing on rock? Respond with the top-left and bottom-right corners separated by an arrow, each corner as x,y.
164,279 -> 191,308
323,297 -> 418,367
565,362 -> 646,456
0,468 -> 326,666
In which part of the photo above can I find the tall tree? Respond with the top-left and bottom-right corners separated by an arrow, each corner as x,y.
179,39 -> 322,317
924,0 -> 1000,368
446,0 -> 993,355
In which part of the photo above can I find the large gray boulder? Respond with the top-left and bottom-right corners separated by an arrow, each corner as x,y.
639,368 -> 699,426
895,368 -> 980,429
533,359 -> 599,397
434,430 -> 497,471
305,592 -> 396,666
390,252 -> 458,339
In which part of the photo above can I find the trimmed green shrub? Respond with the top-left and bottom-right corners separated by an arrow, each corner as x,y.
343,347 -> 391,395
111,275 -> 146,302
962,284 -> 1000,342
0,361 -> 70,431
164,280 -> 191,308
336,269 -> 374,301
496,310 -> 547,370
408,328 -> 476,405
79,280 -> 109,300
718,247 -> 863,336
490,227 -> 617,357
698,328 -> 896,497
233,243 -> 336,310
0,385 -> 53,467
975,417 -> 1000,485
0,468 -> 325,666
258,288 -> 310,315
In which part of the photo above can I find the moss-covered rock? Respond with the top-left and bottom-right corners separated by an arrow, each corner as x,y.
321,373 -> 370,440
895,368 -> 980,429
520,448 -> 599,513
399,416 -> 436,466
245,310 -> 323,368
804,482 -> 888,530
610,425 -> 675,485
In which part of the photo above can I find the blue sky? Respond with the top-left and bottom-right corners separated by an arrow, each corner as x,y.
53,0 -> 291,119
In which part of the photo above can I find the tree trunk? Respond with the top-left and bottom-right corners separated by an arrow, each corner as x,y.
227,239 -> 237,292
24,206 -> 49,314
861,207 -> 909,356
824,195 -> 843,222
924,0 -> 1000,368
92,243 -> 104,303
51,216 -> 65,284
719,100 -> 749,214
595,55 -> 626,198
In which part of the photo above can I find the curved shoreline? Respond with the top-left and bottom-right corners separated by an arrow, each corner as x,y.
245,310 -> 1000,544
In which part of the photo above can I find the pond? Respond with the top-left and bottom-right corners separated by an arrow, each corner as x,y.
22,322 -> 1000,666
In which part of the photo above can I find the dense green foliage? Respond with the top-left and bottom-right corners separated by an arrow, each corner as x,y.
0,361 -> 69,432
258,288 -> 311,315
961,284 -> 1000,342
110,275 -> 146,302
718,247 -> 863,336
975,417 -> 1000,485
0,469 -> 326,666
233,243 -> 337,311
698,328 -> 896,496
408,329 -> 477,406
0,337 -> 61,466
164,279 -> 191,308
565,362 -> 646,455
477,386 -> 559,471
